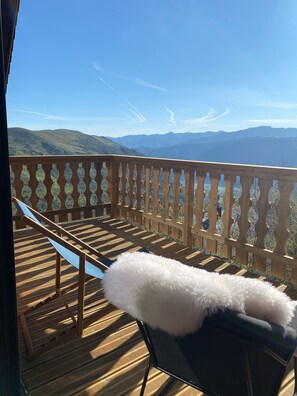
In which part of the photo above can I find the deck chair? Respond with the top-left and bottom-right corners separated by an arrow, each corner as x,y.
13,197 -> 114,358
103,251 -> 297,396
137,311 -> 297,396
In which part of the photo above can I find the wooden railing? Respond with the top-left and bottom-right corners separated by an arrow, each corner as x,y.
10,155 -> 112,227
10,155 -> 297,285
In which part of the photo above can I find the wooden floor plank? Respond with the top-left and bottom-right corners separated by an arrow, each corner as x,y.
14,217 -> 296,395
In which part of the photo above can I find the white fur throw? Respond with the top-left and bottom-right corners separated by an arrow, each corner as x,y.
103,251 -> 297,336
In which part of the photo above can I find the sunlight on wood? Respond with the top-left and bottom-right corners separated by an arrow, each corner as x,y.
14,217 -> 297,395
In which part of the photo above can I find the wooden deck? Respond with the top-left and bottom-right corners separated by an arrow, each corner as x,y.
14,217 -> 297,395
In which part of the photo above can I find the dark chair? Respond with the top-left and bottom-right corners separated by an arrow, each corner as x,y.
137,310 -> 297,396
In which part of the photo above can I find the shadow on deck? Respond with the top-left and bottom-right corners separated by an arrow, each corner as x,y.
14,217 -> 297,395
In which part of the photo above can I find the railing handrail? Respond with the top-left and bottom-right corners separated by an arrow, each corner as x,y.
10,154 -> 297,172
9,154 -> 112,164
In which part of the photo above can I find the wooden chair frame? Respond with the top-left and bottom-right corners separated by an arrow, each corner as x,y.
13,197 -> 112,359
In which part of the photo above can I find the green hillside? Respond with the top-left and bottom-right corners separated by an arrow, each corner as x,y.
8,127 -> 139,156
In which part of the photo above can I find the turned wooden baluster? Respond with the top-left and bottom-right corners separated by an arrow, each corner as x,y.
12,163 -> 23,228
121,161 -> 127,208
56,162 -> 67,222
11,164 -> 22,200
128,162 -> 134,210
82,161 -> 91,219
183,166 -> 194,247
221,174 -> 236,259
151,166 -> 160,232
194,170 -> 206,249
134,163 -> 143,225
109,159 -> 119,219
26,163 -> 38,211
253,178 -> 272,273
271,180 -> 294,280
206,173 -> 220,253
235,176 -> 253,266
103,160 -> 111,216
144,165 -> 151,228
170,168 -> 181,240
161,166 -> 170,235
70,162 -> 80,221
93,160 -> 102,217
124,161 -> 134,222
135,163 -> 143,210
83,161 -> 91,204
42,163 -> 54,221
121,160 -> 129,220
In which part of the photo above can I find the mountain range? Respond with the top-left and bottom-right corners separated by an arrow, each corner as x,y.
111,126 -> 297,167
8,126 -> 297,168
8,127 -> 138,156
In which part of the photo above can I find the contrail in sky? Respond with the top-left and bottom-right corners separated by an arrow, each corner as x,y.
9,108 -> 66,120
116,74 -> 167,92
93,64 -> 148,124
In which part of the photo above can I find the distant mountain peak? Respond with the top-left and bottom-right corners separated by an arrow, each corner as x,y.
111,126 -> 297,168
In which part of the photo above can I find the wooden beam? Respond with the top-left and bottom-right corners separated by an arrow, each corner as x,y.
0,4 -> 21,393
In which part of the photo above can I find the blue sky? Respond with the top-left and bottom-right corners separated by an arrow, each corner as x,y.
6,0 -> 297,137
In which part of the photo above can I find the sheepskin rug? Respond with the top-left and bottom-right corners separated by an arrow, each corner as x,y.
103,251 -> 297,336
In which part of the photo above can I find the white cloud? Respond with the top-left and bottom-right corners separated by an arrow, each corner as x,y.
165,106 -> 177,130
126,101 -> 147,123
8,107 -> 127,123
92,62 -> 120,95
260,101 -> 297,109
115,74 -> 167,92
184,108 -> 215,126
70,116 -> 124,121
93,66 -> 149,126
244,118 -> 297,125
131,110 -> 146,123
93,65 -> 166,92
183,108 -> 230,130
120,111 -> 136,122
128,77 -> 167,92
96,75 -> 119,94
121,109 -> 146,123
92,62 -> 104,73
8,108 -> 66,121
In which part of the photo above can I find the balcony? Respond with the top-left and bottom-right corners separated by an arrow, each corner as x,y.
11,154 -> 297,395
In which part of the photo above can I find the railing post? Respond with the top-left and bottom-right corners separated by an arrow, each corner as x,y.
271,180 -> 294,280
221,174 -> 236,259
110,157 -> 119,219
183,166 -> 194,247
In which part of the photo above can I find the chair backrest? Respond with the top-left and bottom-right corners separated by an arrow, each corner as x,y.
14,198 -> 41,224
137,310 -> 297,396
13,198 -> 108,279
